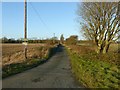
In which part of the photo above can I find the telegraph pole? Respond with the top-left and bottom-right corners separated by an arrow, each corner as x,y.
24,0 -> 27,59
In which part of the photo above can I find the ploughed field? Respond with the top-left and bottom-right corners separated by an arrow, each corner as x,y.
2,44 -> 50,66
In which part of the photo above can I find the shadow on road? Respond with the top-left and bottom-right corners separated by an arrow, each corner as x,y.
56,44 -> 64,52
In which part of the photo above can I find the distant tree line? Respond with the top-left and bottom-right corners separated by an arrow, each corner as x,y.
0,37 -> 59,45
1,37 -> 23,43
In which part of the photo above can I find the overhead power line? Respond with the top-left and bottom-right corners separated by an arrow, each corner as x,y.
29,2 -> 49,30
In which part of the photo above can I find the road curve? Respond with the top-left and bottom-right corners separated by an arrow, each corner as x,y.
2,46 -> 82,88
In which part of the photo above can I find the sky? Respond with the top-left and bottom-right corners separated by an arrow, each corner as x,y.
2,2 -> 84,40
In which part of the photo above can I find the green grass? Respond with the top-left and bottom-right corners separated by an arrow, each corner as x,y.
66,48 -> 120,88
2,47 -> 57,78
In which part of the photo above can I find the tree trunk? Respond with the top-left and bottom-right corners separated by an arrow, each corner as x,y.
96,44 -> 103,53
103,43 -> 110,54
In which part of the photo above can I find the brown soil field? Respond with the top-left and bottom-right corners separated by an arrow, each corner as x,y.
2,44 -> 50,66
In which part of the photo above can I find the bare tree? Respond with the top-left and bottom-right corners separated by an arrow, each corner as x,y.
77,2 -> 120,54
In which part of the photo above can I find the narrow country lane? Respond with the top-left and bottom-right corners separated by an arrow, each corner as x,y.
2,45 -> 82,88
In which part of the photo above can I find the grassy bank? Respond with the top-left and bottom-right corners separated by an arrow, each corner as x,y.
66,45 -> 120,88
2,46 -> 57,78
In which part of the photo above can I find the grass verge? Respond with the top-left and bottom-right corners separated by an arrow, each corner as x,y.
66,46 -> 120,88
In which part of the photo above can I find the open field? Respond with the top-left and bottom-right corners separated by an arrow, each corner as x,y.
2,43 -> 45,56
2,43 -> 50,66
68,43 -> 120,65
